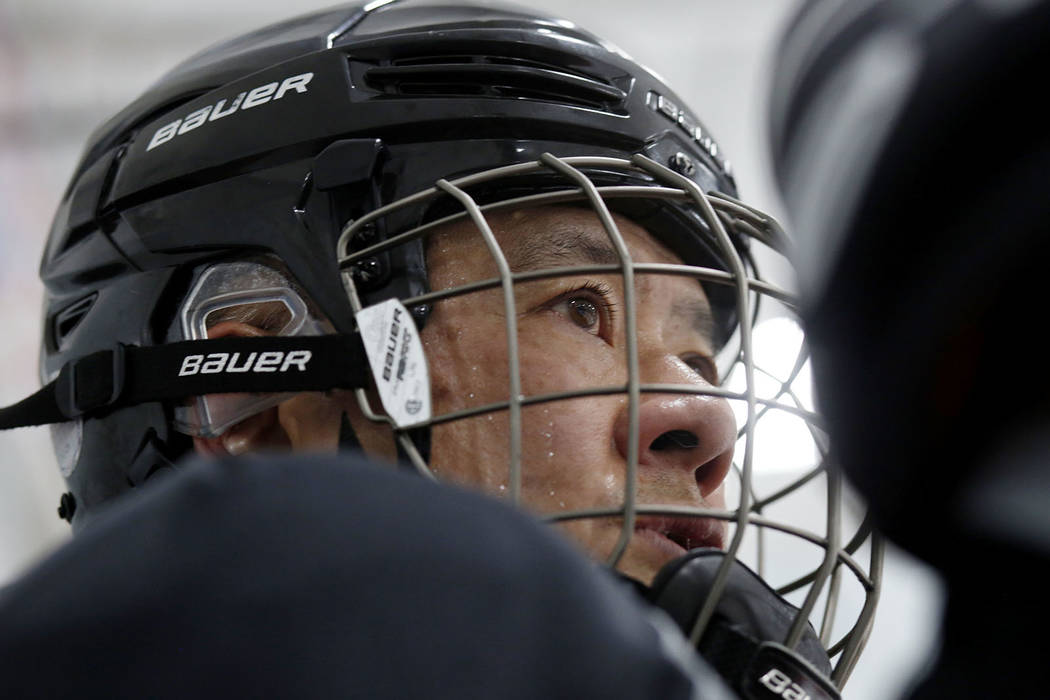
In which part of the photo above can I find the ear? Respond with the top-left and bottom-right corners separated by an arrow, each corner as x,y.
191,320 -> 293,457
193,407 -> 290,457
189,321 -> 396,460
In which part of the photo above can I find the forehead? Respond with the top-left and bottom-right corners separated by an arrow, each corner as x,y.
426,205 -> 684,272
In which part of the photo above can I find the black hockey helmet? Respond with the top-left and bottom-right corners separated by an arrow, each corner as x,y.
35,0 -> 746,528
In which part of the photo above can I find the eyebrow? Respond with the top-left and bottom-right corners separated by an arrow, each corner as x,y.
505,222 -> 622,272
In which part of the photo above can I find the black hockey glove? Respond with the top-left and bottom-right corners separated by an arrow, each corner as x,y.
647,549 -> 840,700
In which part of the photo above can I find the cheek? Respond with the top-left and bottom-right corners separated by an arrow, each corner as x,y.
518,396 -> 622,493
422,304 -> 510,410
421,301 -> 512,490
514,328 -> 625,497
422,307 -> 629,503
515,320 -> 623,395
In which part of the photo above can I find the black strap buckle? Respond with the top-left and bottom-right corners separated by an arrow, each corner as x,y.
54,344 -> 127,418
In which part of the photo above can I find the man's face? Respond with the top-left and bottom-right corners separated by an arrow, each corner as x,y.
421,206 -> 736,585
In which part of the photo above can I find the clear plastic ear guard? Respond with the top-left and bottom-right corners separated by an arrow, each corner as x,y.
173,261 -> 326,438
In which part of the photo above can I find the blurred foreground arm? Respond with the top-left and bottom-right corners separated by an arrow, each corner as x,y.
770,1 -> 1050,696
0,453 -> 733,699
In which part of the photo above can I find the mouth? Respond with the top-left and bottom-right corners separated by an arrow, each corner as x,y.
633,515 -> 726,555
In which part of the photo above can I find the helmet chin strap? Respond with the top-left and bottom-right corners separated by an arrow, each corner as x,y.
0,334 -> 371,430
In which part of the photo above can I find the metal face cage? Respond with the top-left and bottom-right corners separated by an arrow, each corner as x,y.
337,153 -> 882,688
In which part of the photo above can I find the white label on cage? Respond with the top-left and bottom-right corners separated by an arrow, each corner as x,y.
356,299 -> 431,428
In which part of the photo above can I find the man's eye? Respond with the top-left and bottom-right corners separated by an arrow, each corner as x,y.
682,354 -> 718,384
564,297 -> 600,330
546,284 -> 615,338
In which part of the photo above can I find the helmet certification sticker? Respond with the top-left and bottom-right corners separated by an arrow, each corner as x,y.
355,299 -> 431,428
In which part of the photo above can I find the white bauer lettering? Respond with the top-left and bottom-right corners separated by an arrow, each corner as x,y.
200,353 -> 228,374
209,92 -> 246,121
146,72 -> 313,151
147,120 -> 182,151
253,351 -> 284,372
179,354 -> 202,376
177,350 -> 312,376
177,106 -> 213,134
758,668 -> 810,700
226,352 -> 257,373
280,350 -> 311,372
241,82 -> 278,110
275,73 -> 312,99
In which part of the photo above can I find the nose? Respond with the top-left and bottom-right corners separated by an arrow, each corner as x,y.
613,390 -> 736,497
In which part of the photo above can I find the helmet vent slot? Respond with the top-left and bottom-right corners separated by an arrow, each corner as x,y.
362,55 -> 629,112
52,293 -> 98,349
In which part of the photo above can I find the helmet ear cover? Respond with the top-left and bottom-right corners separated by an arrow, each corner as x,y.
170,258 -> 331,438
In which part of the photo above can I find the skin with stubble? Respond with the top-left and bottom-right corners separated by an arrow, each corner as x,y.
195,205 -> 736,585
